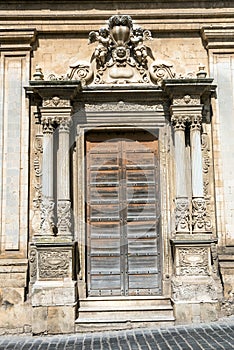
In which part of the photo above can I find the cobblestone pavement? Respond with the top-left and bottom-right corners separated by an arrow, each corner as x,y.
0,318 -> 233,350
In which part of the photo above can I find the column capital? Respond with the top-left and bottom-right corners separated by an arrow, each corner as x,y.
171,115 -> 188,131
58,117 -> 72,133
190,114 -> 202,131
41,117 -> 56,134
170,104 -> 203,130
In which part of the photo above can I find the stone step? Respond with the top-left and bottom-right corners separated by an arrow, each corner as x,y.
76,315 -> 175,323
79,296 -> 172,308
76,296 -> 175,330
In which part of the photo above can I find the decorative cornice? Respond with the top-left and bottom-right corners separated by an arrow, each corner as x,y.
0,29 -> 37,51
201,26 -> 234,49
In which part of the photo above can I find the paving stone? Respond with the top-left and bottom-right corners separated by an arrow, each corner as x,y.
0,319 -> 233,350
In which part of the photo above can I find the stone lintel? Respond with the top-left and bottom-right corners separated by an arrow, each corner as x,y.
0,29 -> 37,50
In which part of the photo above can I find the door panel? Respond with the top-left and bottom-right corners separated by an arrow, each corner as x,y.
86,131 -> 160,296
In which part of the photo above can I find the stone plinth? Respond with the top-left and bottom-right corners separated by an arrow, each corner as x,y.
30,242 -> 77,334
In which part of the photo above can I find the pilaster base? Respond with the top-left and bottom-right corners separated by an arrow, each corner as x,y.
30,241 -> 78,334
171,238 -> 223,324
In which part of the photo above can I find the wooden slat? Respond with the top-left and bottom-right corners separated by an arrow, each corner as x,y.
86,131 -> 161,296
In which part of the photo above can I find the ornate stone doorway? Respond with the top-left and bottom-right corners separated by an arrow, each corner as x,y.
86,130 -> 161,297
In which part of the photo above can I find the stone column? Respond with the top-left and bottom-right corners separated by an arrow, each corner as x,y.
190,112 -> 211,232
41,117 -> 56,235
57,117 -> 72,237
171,109 -> 190,233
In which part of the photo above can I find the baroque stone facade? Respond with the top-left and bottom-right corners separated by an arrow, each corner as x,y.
0,0 -> 233,335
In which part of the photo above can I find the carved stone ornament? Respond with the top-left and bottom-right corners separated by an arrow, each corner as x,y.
46,15 -> 177,86
178,247 -> 209,276
171,115 -> 189,131
190,114 -> 202,131
202,132 -> 211,198
192,197 -> 212,231
43,96 -> 70,108
58,117 -> 71,133
41,198 -> 55,235
175,198 -> 190,232
41,117 -> 56,134
29,247 -> 37,283
84,101 -> 165,112
57,200 -> 72,234
38,250 -> 71,279
173,95 -> 200,106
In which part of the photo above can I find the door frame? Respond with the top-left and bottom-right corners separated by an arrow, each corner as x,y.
72,89 -> 173,300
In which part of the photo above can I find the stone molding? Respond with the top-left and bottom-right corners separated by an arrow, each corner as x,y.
0,29 -> 37,51
201,26 -> 234,49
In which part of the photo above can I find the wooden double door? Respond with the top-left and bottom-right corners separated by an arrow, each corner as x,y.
86,130 -> 161,296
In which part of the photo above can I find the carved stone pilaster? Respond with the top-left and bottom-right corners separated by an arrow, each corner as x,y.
175,198 -> 190,232
201,132 -> 211,198
29,247 -> 37,284
32,134 -> 43,235
57,200 -> 72,235
41,198 -> 55,235
192,197 -> 212,232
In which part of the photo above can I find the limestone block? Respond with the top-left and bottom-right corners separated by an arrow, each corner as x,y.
200,302 -> 219,323
32,306 -> 47,335
32,280 -> 77,306
0,259 -> 28,288
0,288 -> 25,305
174,301 -> 219,325
0,302 -> 32,334
47,306 -> 76,334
